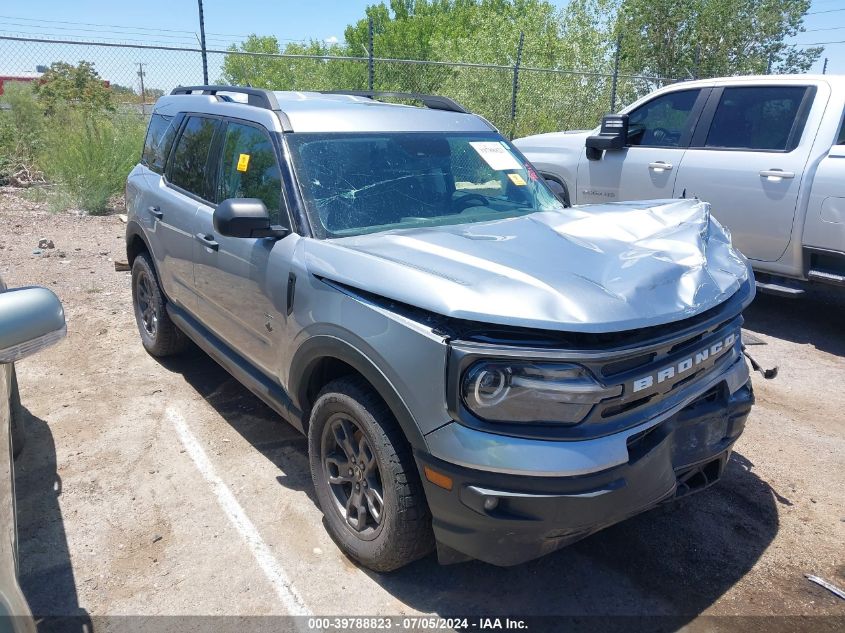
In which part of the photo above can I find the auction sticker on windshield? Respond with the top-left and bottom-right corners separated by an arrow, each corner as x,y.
469,141 -> 523,171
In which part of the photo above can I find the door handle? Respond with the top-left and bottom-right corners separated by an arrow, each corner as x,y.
648,162 -> 673,171
759,169 -> 795,180
148,206 -> 163,219
195,233 -> 219,251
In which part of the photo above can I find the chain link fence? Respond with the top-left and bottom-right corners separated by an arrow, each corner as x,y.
0,34 -> 677,137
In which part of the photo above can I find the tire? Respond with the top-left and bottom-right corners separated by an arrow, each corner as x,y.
308,376 -> 434,572
10,366 -> 24,459
131,252 -> 188,357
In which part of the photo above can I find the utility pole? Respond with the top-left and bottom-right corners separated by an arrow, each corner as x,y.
197,0 -> 209,84
137,62 -> 146,116
610,35 -> 622,112
693,44 -> 701,80
367,16 -> 374,91
509,31 -> 524,139
822,57 -> 828,75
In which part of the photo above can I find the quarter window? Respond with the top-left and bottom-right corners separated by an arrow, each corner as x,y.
216,122 -> 284,225
626,90 -> 700,147
169,116 -> 219,198
836,115 -> 845,146
704,86 -> 807,151
141,113 -> 179,175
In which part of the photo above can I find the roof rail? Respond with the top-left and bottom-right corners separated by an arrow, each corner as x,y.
321,90 -> 469,114
170,85 -> 292,131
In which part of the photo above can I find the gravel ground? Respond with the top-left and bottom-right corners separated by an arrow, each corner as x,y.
1,188 -> 844,631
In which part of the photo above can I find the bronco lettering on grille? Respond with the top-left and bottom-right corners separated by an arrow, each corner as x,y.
632,332 -> 737,393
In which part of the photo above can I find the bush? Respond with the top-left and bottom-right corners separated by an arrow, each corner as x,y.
40,109 -> 145,214
0,82 -> 45,185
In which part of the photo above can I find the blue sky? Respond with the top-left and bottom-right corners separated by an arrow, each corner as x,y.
0,0 -> 841,91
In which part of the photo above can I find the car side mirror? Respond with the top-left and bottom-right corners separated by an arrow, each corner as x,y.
0,287 -> 66,363
213,198 -> 289,239
585,114 -> 629,161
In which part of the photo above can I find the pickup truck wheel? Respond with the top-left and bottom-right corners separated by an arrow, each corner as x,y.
131,253 -> 187,357
10,366 -> 24,459
308,376 -> 434,572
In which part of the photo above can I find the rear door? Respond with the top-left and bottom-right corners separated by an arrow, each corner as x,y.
801,110 -> 845,255
673,84 -> 820,262
193,119 -> 295,377
160,115 -> 222,313
576,88 -> 709,204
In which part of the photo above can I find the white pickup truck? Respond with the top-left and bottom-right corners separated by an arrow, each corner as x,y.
514,75 -> 845,295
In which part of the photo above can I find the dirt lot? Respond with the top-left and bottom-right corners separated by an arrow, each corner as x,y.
2,188 -> 844,630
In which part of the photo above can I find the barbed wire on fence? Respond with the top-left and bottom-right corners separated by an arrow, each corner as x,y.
0,33 -> 679,137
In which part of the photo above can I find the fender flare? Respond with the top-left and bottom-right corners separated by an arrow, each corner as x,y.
289,334 -> 428,450
125,220 -> 167,279
539,172 -> 571,207
125,219 -> 150,263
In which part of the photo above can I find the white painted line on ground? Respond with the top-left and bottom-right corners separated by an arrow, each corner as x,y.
167,406 -> 312,616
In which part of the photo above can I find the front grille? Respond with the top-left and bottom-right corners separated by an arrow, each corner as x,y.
583,315 -> 742,427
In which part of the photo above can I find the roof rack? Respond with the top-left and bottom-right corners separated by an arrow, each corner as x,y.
170,85 -> 293,131
321,90 -> 469,114
171,85 -> 281,109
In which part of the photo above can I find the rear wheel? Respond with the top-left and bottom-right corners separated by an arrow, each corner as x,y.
308,376 -> 434,572
131,252 -> 188,357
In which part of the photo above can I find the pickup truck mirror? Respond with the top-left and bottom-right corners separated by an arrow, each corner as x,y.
214,198 -> 289,239
0,287 -> 66,363
585,114 -> 629,160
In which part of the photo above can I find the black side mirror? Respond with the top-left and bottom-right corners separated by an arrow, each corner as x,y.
213,198 -> 289,239
585,114 -> 629,160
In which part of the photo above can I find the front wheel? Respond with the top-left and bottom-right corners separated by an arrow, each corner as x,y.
308,376 -> 434,572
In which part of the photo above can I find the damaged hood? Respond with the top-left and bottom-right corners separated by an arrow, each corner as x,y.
302,199 -> 753,333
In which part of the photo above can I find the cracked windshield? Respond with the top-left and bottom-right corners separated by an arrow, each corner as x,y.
287,132 -> 563,237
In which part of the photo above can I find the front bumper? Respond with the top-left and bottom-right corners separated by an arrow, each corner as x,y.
416,374 -> 754,567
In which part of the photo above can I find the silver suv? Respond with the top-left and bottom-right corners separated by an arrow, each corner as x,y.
126,86 -> 756,571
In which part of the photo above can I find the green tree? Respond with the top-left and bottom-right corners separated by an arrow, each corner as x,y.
221,1 -> 614,134
110,83 -> 138,103
33,61 -> 115,113
614,0 -> 822,80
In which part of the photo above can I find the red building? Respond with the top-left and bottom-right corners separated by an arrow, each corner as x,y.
0,71 -> 43,96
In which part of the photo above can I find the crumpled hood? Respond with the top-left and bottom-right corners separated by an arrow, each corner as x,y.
302,199 -> 752,333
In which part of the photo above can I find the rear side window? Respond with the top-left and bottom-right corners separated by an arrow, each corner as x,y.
626,89 -> 700,147
216,121 -> 284,225
837,115 -> 845,146
704,86 -> 807,151
141,113 -> 179,174
168,116 -> 220,198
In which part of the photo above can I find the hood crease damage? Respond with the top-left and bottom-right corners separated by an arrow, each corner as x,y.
303,199 -> 752,333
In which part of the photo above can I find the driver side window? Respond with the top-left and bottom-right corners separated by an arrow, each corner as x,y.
626,89 -> 700,148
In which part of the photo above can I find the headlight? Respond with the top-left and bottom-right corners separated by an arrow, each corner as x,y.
460,361 -> 618,425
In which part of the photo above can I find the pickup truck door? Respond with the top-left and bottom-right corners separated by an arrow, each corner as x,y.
673,84 -> 819,262
800,125 -> 845,257
193,120 -> 294,378
576,88 -> 709,204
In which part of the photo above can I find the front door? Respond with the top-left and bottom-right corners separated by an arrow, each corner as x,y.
673,85 -> 818,262
576,88 -> 708,204
193,120 -> 295,378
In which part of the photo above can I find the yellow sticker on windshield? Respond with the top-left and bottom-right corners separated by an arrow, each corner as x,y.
237,153 -> 250,172
508,173 -> 526,186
